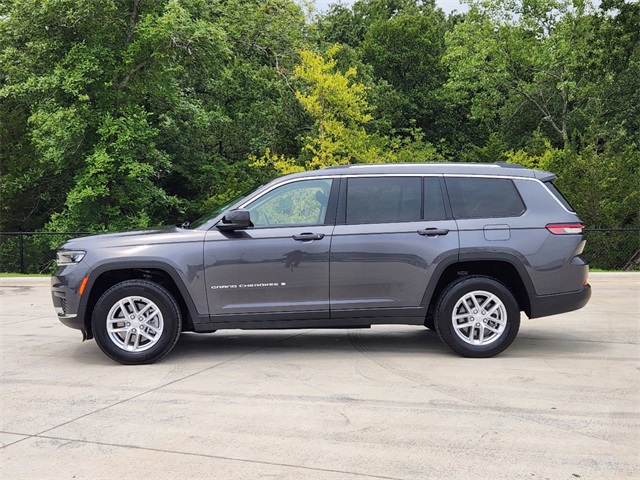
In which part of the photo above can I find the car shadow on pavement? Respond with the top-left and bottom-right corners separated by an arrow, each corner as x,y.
165,327 -> 602,362
68,327 -> 603,365
170,328 -> 445,356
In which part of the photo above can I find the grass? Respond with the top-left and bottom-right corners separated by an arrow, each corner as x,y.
589,268 -> 637,273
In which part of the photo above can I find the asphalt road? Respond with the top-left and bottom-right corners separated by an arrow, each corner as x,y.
1,273 -> 638,480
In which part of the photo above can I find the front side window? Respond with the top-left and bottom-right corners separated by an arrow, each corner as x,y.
445,177 -> 526,219
246,179 -> 333,227
346,177 -> 421,224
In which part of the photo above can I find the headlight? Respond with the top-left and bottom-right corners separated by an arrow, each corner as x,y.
56,250 -> 86,265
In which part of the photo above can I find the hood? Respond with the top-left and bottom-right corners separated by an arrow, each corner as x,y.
60,226 -> 206,250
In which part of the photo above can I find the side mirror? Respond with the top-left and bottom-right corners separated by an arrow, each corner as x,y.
217,208 -> 252,231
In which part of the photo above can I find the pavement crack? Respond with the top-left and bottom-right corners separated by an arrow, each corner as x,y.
1,330 -> 313,449
23,433 -> 407,480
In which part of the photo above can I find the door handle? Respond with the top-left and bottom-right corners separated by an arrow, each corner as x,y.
418,228 -> 450,237
293,233 -> 325,241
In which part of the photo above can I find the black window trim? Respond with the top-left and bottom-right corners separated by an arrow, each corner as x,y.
426,176 -> 452,221
240,177 -> 339,230
338,174 -> 449,226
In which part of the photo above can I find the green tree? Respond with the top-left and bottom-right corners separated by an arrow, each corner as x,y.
1,0 -> 226,231
507,138 -> 639,229
317,0 -> 435,47
443,0 -> 639,234
360,5 -> 448,136
295,45 -> 384,168
317,1 -> 452,145
443,0 -> 635,149
250,44 -> 444,177
155,0 -> 311,216
0,0 -> 311,232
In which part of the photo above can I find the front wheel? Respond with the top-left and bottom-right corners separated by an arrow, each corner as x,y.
434,276 -> 520,358
92,280 -> 182,365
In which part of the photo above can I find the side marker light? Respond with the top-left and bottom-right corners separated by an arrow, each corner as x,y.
79,277 -> 89,296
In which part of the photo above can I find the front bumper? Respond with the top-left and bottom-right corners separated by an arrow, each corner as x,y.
51,262 -> 90,334
57,312 -> 84,329
528,284 -> 592,319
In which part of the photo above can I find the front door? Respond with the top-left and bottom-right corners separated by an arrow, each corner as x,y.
204,178 -> 336,320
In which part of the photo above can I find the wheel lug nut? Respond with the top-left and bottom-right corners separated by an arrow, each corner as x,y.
130,315 -> 135,319
473,310 -> 478,314
126,322 -> 131,327
470,317 -> 474,321
475,323 -> 480,327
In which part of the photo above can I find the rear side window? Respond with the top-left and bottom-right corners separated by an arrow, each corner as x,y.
545,181 -> 575,212
347,177 -> 421,224
445,177 -> 525,219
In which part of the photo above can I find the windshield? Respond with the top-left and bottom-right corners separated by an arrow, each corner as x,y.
188,191 -> 252,229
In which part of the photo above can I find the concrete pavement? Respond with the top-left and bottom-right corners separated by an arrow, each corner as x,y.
1,273 -> 638,479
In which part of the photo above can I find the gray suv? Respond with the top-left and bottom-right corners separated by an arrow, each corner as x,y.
52,163 -> 591,364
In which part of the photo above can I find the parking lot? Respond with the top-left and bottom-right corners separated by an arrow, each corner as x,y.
0,273 -> 638,479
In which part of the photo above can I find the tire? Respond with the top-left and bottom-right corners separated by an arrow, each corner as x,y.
434,276 -> 520,358
92,280 -> 182,365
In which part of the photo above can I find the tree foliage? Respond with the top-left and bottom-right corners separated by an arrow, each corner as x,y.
0,0 -> 637,243
1,0 -> 309,232
295,45 -> 382,168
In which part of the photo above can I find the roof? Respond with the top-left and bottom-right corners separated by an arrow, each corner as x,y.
283,162 -> 555,181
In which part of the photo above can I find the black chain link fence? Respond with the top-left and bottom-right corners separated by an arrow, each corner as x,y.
583,229 -> 640,271
1,229 -> 639,274
0,232 -> 93,274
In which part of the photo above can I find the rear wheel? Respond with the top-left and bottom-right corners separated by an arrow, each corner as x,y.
92,280 -> 182,365
434,276 -> 520,358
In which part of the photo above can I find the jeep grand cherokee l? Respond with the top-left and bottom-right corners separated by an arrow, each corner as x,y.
52,163 -> 591,364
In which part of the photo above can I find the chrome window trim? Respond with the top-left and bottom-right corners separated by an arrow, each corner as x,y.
238,173 -> 573,216
239,176 -> 338,209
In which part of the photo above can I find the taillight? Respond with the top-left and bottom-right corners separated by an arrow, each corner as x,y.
546,223 -> 584,235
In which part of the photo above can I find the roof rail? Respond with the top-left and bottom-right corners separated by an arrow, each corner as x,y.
495,162 -> 525,168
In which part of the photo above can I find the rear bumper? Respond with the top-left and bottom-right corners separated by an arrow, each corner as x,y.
528,284 -> 591,319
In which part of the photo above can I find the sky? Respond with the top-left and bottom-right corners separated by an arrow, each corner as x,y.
311,0 -> 470,15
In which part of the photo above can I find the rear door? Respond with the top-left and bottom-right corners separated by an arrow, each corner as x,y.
329,176 -> 459,316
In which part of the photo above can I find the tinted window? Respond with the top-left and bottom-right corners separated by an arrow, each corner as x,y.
347,177 -> 421,224
446,177 -> 525,219
545,181 -> 575,212
246,179 -> 333,227
424,177 -> 447,221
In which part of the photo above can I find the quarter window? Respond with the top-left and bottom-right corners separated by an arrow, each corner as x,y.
544,181 -> 575,212
445,177 -> 525,219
